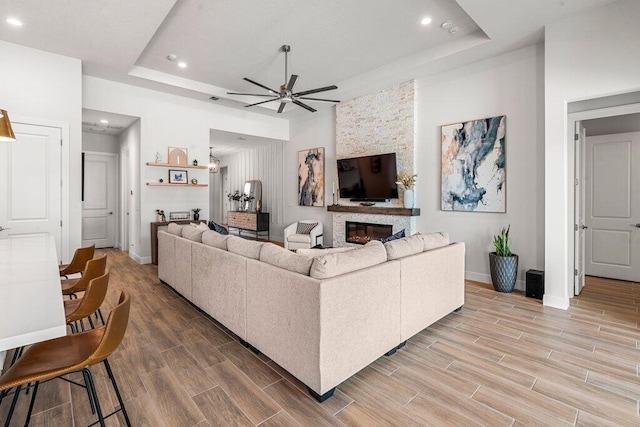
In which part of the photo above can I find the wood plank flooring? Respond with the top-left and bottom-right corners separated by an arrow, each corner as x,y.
2,249 -> 640,426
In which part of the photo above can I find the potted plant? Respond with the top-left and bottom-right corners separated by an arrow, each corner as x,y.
489,225 -> 518,293
241,194 -> 255,212
227,191 -> 242,211
396,173 -> 417,209
155,209 -> 166,222
192,208 -> 201,221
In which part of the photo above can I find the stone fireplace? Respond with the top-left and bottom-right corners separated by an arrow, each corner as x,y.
345,221 -> 393,245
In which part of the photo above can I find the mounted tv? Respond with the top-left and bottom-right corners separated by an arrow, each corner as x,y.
337,153 -> 399,202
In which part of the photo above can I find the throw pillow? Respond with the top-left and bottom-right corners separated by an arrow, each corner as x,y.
380,229 -> 405,243
208,221 -> 229,235
296,222 -> 318,234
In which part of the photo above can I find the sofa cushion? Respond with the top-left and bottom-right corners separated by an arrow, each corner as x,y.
419,232 -> 450,251
208,221 -> 229,235
260,243 -> 313,275
296,222 -> 318,234
310,240 -> 387,279
202,230 -> 230,250
167,223 -> 184,236
182,226 -> 205,242
380,229 -> 405,243
194,222 -> 210,232
296,247 -> 355,258
287,234 -> 311,243
227,236 -> 264,260
384,234 -> 424,260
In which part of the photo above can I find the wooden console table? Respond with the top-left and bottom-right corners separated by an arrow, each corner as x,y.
150,219 -> 205,265
227,212 -> 269,240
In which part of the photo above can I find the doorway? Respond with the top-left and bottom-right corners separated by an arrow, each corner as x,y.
82,152 -> 118,248
571,106 -> 640,294
221,166 -> 230,224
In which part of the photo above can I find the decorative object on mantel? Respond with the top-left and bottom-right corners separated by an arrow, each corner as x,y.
167,147 -> 188,165
191,178 -> 198,185
159,178 -> 164,183
155,151 -> 162,163
155,209 -> 166,222
192,159 -> 198,166
192,208 -> 201,221
360,202 -> 376,206
298,147 -> 325,207
0,109 -> 16,141
227,190 -> 242,211
169,211 -> 190,220
327,205 -> 420,216
441,115 -> 506,212
489,225 -> 518,293
168,169 -> 188,184
396,173 -> 417,209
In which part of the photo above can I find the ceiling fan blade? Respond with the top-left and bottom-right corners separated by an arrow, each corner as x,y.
243,77 -> 279,94
293,85 -> 338,97
245,98 -> 280,108
278,103 -> 286,113
227,92 -> 279,98
293,100 -> 317,113
287,74 -> 298,91
298,97 -> 340,103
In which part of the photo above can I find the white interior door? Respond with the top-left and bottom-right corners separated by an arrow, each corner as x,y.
585,131 -> 640,282
574,123 -> 586,295
0,123 -> 62,257
82,152 -> 117,248
122,148 -> 130,251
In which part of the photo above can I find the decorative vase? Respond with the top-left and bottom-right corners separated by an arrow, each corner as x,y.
232,201 -> 239,211
403,189 -> 414,209
193,213 -> 199,221
489,252 -> 519,293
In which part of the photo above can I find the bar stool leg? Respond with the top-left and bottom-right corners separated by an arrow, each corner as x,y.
81,369 -> 96,415
84,368 -> 106,427
4,384 -> 22,427
104,359 -> 131,427
24,381 -> 40,425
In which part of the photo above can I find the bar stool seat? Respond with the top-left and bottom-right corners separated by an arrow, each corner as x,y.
59,244 -> 95,278
61,278 -> 80,294
61,254 -> 106,297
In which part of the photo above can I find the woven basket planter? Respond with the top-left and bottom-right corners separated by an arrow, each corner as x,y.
489,252 -> 518,293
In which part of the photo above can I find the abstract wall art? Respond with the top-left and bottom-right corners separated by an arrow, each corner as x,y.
441,115 -> 506,212
298,147 -> 325,207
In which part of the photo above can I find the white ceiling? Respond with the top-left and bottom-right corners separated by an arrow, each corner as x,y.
82,109 -> 139,136
210,129 -> 281,157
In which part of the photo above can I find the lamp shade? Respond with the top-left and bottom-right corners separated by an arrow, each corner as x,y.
0,109 -> 16,141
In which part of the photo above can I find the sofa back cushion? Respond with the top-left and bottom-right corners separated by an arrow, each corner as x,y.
419,232 -> 450,251
384,234 -> 424,260
227,236 -> 264,260
182,226 -> 205,242
202,230 -> 231,250
167,223 -> 184,236
260,243 -> 313,275
310,240 -> 387,279
296,247 -> 355,258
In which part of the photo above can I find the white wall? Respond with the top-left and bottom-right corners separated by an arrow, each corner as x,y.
83,76 -> 289,262
0,40 -> 82,262
286,108 -> 337,244
82,132 -> 119,153
417,45 -> 545,290
544,0 -> 640,309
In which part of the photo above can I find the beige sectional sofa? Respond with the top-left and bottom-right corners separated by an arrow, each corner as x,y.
158,224 -> 465,401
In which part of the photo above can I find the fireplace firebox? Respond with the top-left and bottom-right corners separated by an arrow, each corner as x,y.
345,221 -> 393,245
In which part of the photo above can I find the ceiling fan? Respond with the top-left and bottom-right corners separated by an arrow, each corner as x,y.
227,45 -> 339,113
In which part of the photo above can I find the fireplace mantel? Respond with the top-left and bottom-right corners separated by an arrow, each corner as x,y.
327,205 -> 420,217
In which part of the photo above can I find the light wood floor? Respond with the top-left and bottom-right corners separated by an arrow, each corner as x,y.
2,249 -> 640,426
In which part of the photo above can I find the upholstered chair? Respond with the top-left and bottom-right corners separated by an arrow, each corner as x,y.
284,220 -> 323,250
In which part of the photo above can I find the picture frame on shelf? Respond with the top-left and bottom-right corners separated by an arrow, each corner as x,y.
168,169 -> 188,184
169,211 -> 190,220
167,147 -> 188,165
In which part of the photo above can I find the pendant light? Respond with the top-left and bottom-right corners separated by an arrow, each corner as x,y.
0,109 -> 16,141
209,147 -> 220,173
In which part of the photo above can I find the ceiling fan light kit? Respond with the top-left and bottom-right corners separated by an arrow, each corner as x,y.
227,44 -> 339,113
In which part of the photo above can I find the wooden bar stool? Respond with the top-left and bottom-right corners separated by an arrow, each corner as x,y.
59,244 -> 95,279
61,254 -> 106,298
0,291 -> 132,427
65,271 -> 110,333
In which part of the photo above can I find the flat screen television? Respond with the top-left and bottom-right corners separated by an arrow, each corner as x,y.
337,152 -> 399,201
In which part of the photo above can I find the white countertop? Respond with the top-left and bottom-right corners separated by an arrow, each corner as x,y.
0,236 -> 66,352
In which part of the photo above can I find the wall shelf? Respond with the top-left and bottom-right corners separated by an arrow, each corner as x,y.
146,182 -> 208,187
327,205 -> 420,216
146,162 -> 208,170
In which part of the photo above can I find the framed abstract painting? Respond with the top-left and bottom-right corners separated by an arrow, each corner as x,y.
298,147 -> 325,207
441,115 -> 506,212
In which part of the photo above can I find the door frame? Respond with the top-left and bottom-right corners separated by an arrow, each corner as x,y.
568,102 -> 640,296
83,151 -> 119,248
11,116 -> 70,262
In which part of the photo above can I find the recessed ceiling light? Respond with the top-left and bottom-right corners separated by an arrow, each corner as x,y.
166,54 -> 177,62
420,17 -> 432,26
6,17 -> 23,27
178,62 -> 187,69
100,119 -> 109,124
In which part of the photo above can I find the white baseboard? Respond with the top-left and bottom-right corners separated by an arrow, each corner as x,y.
139,256 -> 152,265
543,294 -> 570,310
465,271 -> 525,291
129,251 -> 142,264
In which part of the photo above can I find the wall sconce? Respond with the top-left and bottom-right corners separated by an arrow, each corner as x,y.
0,109 -> 16,141
209,147 -> 221,173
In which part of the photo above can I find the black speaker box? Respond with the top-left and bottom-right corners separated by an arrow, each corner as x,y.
526,269 -> 544,300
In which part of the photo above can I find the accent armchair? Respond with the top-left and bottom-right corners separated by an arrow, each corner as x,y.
284,220 -> 323,250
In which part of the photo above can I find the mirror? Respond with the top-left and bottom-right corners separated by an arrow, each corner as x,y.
243,180 -> 262,212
